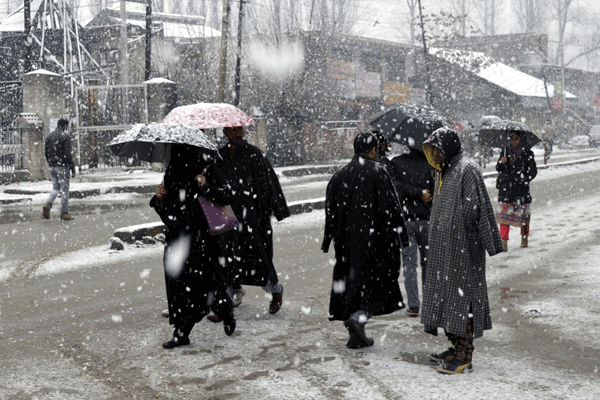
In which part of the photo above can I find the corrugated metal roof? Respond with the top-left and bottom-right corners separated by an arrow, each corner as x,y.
14,113 -> 43,126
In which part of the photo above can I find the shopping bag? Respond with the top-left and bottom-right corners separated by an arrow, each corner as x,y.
198,196 -> 239,235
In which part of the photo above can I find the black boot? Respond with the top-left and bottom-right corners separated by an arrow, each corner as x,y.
163,325 -> 192,349
219,307 -> 236,336
344,319 -> 374,348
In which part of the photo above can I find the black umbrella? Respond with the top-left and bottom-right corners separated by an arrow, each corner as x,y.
369,103 -> 452,150
477,120 -> 541,150
107,123 -> 220,163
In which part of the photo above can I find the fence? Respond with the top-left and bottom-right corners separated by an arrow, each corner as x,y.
0,82 -> 23,170
75,84 -> 148,168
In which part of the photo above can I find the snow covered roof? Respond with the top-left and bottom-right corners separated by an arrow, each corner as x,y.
0,0 -> 43,32
431,48 -> 576,99
93,2 -> 221,39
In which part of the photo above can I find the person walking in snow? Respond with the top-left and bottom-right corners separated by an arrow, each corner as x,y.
495,131 -> 538,250
391,146 -> 434,318
421,128 -> 504,374
43,118 -> 76,221
322,132 -> 408,349
151,144 -> 236,348
211,126 -> 290,318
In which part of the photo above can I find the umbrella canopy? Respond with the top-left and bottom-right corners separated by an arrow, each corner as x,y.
369,103 -> 452,150
477,120 -> 541,149
107,123 -> 219,163
162,103 -> 256,129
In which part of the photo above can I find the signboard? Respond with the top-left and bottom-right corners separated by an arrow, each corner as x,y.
327,59 -> 355,81
552,97 -> 563,111
355,71 -> 381,98
410,87 -> 426,104
383,82 -> 410,105
554,82 -> 563,96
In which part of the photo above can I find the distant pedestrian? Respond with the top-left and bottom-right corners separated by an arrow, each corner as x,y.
215,126 -> 290,317
151,144 -> 236,349
391,147 -> 434,318
495,131 -> 538,250
43,118 -> 76,221
322,132 -> 408,349
421,128 -> 504,374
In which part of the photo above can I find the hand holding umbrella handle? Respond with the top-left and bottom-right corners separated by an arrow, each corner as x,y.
155,183 -> 166,205
196,166 -> 209,187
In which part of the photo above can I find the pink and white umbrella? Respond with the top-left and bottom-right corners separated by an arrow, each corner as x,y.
162,103 -> 256,129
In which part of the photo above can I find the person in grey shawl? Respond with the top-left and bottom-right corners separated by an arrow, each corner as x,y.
421,127 -> 504,374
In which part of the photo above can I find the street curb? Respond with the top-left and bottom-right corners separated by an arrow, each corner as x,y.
113,197 -> 328,243
111,156 -> 600,242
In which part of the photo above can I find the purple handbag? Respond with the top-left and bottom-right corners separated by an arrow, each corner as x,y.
198,196 -> 239,235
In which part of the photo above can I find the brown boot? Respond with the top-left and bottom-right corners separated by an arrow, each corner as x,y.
61,213 -> 75,221
502,239 -> 508,252
42,202 -> 52,219
269,287 -> 284,314
206,314 -> 222,323
520,236 -> 528,248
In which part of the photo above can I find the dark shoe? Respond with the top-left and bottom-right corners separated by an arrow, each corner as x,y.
344,319 -> 374,347
216,307 -> 236,336
161,309 -> 169,318
207,314 -> 222,323
223,314 -> 236,336
269,287 -> 283,314
60,213 -> 75,221
162,336 -> 190,349
43,202 -> 52,219
346,335 -> 371,349
436,357 -> 473,374
407,307 -> 419,317
428,347 -> 456,363
521,236 -> 528,248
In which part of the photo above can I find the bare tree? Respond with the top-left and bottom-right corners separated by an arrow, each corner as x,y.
513,0 -> 546,33
443,0 -> 478,36
472,0 -> 501,35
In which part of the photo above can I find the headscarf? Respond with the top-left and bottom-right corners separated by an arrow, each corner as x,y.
508,131 -> 527,165
163,144 -> 213,205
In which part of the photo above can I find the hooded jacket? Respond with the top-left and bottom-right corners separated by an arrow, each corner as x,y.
420,128 -> 504,339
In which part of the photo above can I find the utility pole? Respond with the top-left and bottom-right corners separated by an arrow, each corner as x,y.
233,0 -> 245,106
145,0 -> 152,81
120,0 -> 129,122
23,0 -> 32,73
417,0 -> 432,104
218,0 -> 231,103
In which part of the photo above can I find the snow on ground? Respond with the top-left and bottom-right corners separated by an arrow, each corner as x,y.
2,155 -> 600,398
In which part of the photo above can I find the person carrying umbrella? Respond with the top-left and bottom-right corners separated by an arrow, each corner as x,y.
150,144 -> 237,348
495,131 -> 538,250
391,143 -> 434,318
421,128 -> 504,374
322,132 -> 408,348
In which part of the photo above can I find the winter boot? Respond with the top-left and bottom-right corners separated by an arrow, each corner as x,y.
42,202 -> 52,219
520,236 -> 528,248
428,347 -> 456,363
344,319 -> 374,348
436,357 -> 473,374
502,239 -> 508,252
269,287 -> 283,314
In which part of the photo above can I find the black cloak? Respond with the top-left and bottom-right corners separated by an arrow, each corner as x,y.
150,145 -> 235,327
218,140 -> 290,286
322,154 -> 408,321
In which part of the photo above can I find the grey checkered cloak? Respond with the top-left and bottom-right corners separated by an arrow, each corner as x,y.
422,129 -> 504,339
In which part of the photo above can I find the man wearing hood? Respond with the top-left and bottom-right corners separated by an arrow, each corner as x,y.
322,132 -> 408,349
421,128 -> 504,374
